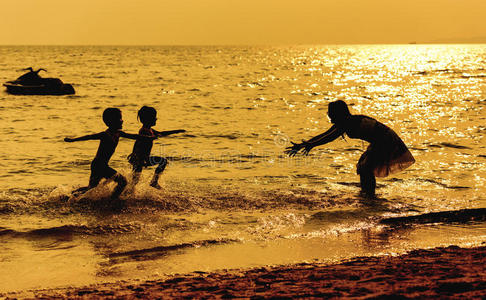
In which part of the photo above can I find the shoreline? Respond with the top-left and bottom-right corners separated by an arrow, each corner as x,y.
5,244 -> 486,299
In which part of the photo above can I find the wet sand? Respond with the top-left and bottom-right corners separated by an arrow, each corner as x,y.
6,245 -> 486,299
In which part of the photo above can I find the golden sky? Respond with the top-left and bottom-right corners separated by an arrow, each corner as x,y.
2,0 -> 486,45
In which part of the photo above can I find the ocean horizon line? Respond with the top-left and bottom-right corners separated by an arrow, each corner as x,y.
1,42 -> 486,47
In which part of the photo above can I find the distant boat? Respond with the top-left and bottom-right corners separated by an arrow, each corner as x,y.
3,67 -> 75,95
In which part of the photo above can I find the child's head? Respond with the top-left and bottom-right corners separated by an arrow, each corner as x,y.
137,106 -> 157,127
328,100 -> 351,124
102,108 -> 123,129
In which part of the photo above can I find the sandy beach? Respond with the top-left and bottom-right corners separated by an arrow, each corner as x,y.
3,244 -> 484,299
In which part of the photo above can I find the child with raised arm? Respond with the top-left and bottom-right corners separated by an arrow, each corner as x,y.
286,100 -> 415,198
128,106 -> 185,189
65,108 -> 154,200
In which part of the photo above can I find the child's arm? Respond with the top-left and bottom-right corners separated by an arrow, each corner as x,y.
64,132 -> 103,142
119,131 -> 157,140
153,129 -> 186,137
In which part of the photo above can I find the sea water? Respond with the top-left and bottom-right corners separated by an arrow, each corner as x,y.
0,45 -> 485,292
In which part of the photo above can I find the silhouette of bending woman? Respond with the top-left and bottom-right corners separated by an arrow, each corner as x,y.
286,100 -> 415,198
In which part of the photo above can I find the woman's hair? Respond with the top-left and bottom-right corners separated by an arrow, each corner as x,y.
137,106 -> 157,125
328,100 -> 351,122
102,107 -> 121,126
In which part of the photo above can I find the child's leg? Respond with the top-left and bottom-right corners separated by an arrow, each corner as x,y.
111,173 -> 127,199
151,156 -> 168,174
71,170 -> 102,196
126,153 -> 143,194
131,171 -> 141,185
70,186 -> 91,201
97,165 -> 126,199
70,168 -> 102,200
88,176 -> 102,189
148,156 -> 168,188
131,164 -> 143,186
72,186 -> 90,195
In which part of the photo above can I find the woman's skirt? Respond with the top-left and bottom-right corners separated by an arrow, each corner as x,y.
357,133 -> 415,178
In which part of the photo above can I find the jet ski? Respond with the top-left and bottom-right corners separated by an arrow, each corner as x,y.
3,67 -> 75,95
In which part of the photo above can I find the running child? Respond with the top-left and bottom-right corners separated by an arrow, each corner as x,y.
286,100 -> 415,198
64,107 -> 154,200
128,106 -> 185,189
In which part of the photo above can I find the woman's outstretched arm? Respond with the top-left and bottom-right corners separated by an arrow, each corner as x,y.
285,125 -> 344,156
306,125 -> 341,144
307,125 -> 343,146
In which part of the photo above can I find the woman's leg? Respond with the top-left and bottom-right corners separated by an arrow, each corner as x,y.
357,151 -> 376,198
359,169 -> 376,198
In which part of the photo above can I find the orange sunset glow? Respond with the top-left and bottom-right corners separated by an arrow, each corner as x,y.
2,0 -> 486,45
